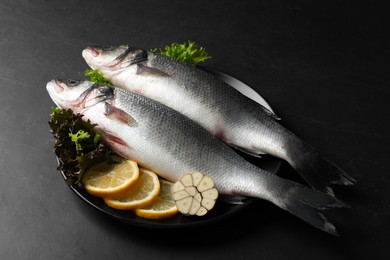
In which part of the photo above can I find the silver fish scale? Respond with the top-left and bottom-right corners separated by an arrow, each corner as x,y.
112,87 -> 272,197
151,52 -> 240,106
148,52 -> 290,158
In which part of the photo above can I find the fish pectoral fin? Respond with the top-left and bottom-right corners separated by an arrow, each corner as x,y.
227,143 -> 265,158
104,102 -> 138,127
136,64 -> 170,77
101,130 -> 127,147
100,130 -> 131,156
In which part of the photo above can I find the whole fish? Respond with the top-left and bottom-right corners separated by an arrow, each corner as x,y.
47,79 -> 345,235
82,45 -> 355,195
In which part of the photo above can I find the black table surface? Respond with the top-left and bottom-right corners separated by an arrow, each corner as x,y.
1,1 -> 389,259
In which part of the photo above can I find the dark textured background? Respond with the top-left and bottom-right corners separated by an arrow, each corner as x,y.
1,0 -> 389,259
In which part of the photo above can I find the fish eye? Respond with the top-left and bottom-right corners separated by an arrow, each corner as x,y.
66,79 -> 80,87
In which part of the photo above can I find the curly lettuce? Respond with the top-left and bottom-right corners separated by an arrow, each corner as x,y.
153,40 -> 212,66
49,107 -> 120,185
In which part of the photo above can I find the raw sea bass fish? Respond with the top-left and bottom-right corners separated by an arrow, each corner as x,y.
82,45 -> 356,195
47,79 -> 346,235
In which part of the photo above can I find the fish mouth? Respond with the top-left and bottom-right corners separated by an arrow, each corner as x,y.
85,46 -> 101,57
46,79 -> 63,107
82,45 -> 129,68
82,47 -> 101,69
53,79 -> 65,93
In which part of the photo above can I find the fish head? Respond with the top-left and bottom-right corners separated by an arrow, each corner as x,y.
46,79 -> 113,112
82,45 -> 147,73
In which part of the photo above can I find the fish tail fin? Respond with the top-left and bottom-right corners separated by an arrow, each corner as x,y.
288,142 -> 356,195
265,176 -> 347,236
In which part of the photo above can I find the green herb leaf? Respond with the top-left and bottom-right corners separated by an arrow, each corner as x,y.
50,107 -> 61,117
84,69 -> 112,85
69,130 -> 91,152
153,40 -> 211,66
49,108 -> 118,185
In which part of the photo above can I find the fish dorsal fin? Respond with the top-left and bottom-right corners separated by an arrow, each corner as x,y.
136,64 -> 170,77
104,102 -> 138,127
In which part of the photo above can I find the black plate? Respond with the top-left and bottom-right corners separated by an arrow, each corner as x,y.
60,68 -> 282,228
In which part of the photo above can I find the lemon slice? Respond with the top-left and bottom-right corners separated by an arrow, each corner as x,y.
81,160 -> 139,197
104,168 -> 160,210
134,179 -> 179,219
